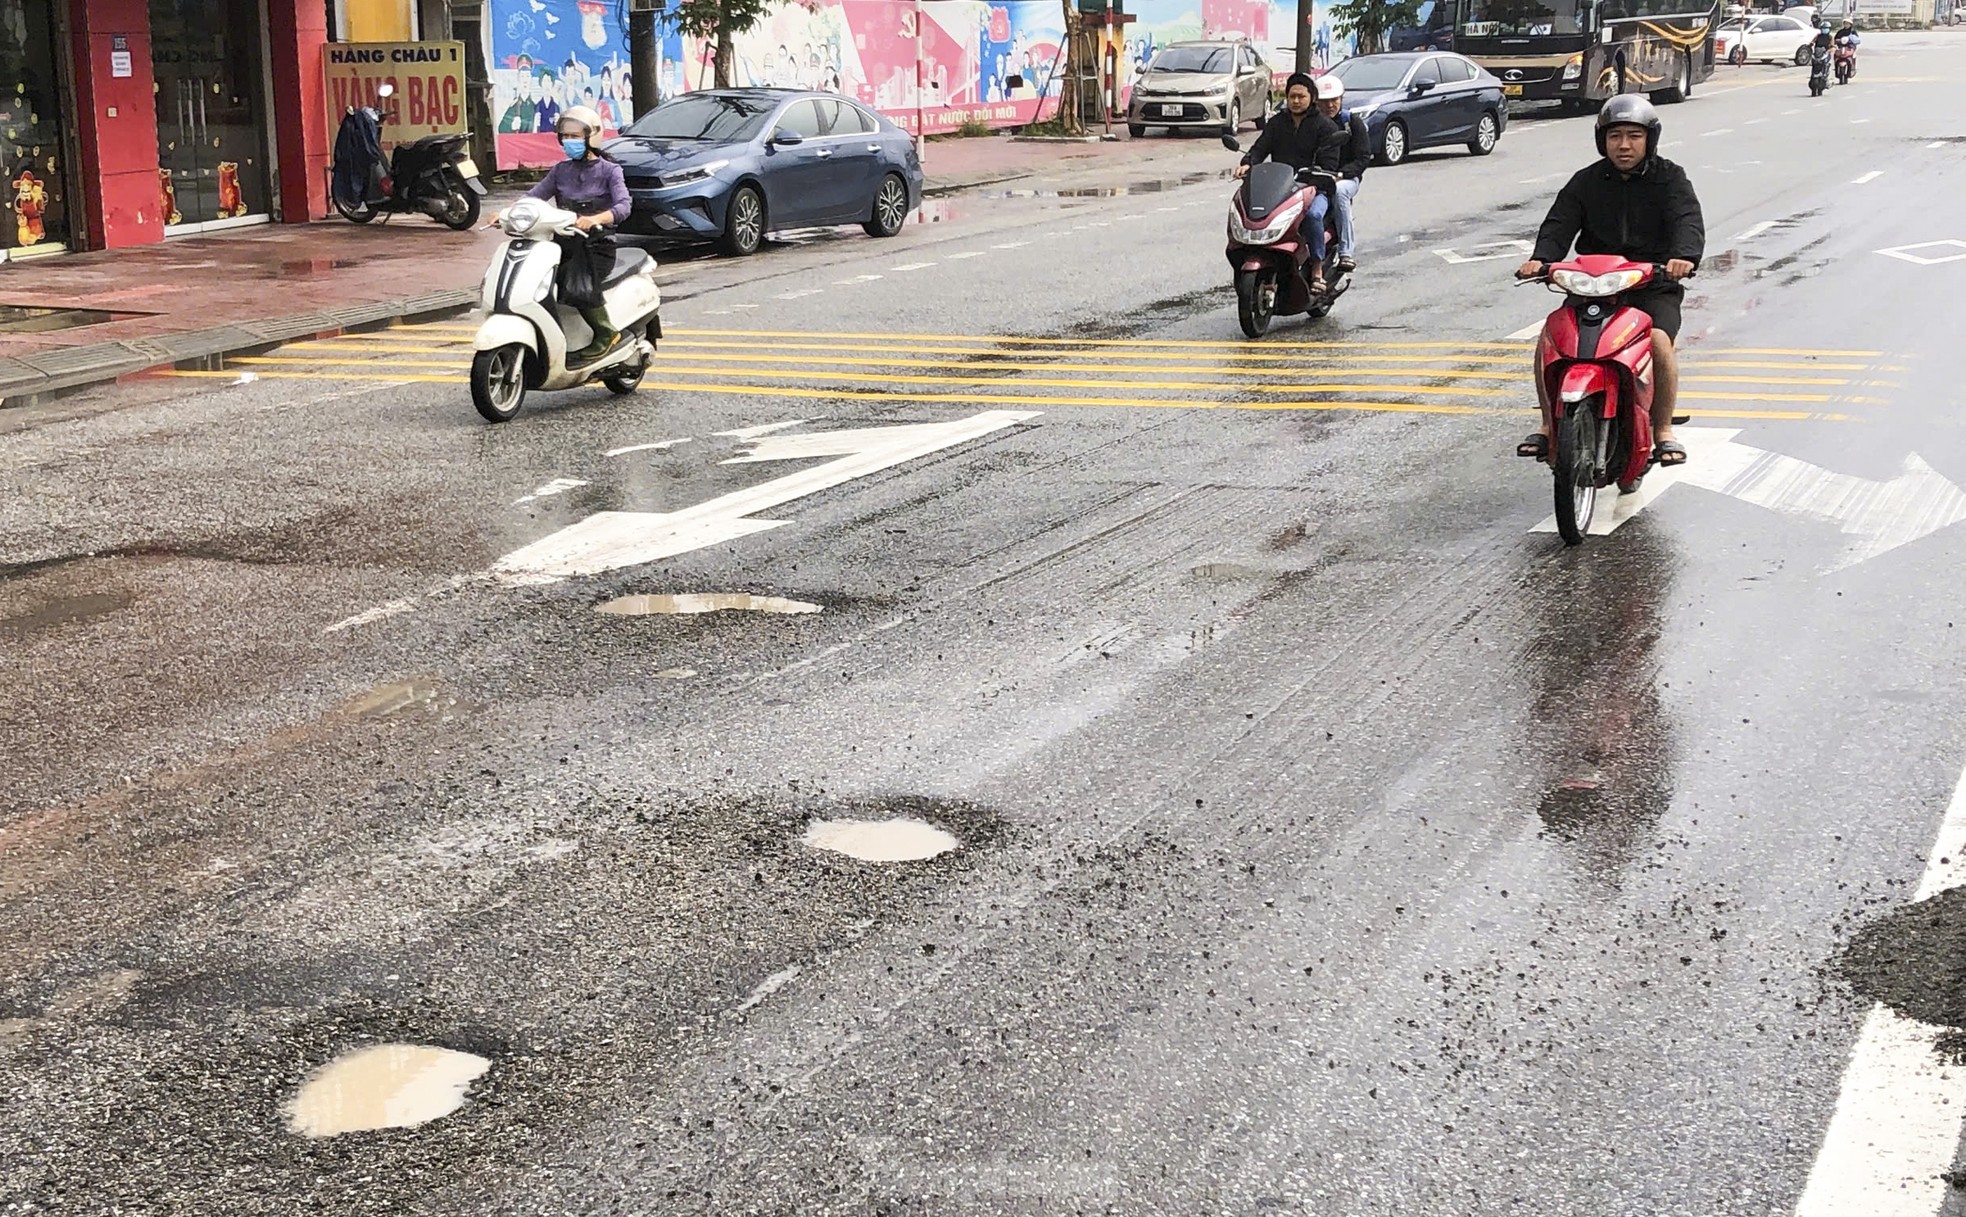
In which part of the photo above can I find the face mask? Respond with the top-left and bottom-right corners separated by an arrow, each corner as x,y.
560,138 -> 588,160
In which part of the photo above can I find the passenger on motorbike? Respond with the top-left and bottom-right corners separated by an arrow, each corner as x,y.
1234,73 -> 1346,290
1315,75 -> 1371,275
489,105 -> 631,362
1514,95 -> 1705,467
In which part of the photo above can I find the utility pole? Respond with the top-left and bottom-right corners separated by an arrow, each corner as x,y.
1295,0 -> 1315,72
629,0 -> 662,119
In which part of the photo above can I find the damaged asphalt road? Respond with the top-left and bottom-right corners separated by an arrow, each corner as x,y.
8,34 -> 1966,1217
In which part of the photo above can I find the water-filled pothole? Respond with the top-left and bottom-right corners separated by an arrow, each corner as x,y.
802,817 -> 960,862
597,593 -> 822,616
283,1043 -> 490,1137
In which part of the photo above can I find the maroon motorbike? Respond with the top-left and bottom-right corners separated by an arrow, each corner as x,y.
1221,134 -> 1348,338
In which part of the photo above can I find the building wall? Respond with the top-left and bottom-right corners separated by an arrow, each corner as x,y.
68,0 -> 165,248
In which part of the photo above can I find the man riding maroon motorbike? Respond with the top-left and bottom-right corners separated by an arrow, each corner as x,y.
1515,95 -> 1706,467
1234,72 -> 1346,293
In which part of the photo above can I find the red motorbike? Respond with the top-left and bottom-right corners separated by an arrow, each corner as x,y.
1834,43 -> 1857,84
1221,135 -> 1348,337
1525,255 -> 1688,545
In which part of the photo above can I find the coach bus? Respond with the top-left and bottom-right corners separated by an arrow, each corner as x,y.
1391,0 -> 1719,109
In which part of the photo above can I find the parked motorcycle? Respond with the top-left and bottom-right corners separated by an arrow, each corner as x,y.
330,83 -> 485,230
1522,256 -> 1691,545
1833,43 -> 1856,84
1808,44 -> 1832,96
1221,134 -> 1349,338
470,199 -> 663,423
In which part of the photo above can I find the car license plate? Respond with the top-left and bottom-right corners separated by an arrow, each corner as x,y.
455,157 -> 479,177
1502,84 -> 1523,97
1159,104 -> 1183,117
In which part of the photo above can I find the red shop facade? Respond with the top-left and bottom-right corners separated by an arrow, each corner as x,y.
1,0 -> 334,262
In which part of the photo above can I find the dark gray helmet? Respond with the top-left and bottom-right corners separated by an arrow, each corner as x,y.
1595,94 -> 1662,158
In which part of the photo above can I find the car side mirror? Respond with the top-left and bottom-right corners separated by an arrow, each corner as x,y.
1409,79 -> 1436,95
1221,134 -> 1241,152
771,129 -> 804,146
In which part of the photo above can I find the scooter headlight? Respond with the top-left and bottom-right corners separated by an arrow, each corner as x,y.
503,200 -> 545,236
1230,196 -> 1306,245
1551,267 -> 1646,297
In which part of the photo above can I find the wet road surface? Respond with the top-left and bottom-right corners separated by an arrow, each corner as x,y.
6,34 -> 1966,1216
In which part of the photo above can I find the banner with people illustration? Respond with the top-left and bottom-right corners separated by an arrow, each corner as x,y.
485,0 -> 1348,169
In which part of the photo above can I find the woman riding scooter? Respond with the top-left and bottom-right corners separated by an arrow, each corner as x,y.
489,105 -> 629,363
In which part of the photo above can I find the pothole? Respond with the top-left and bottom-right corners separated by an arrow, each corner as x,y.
283,1043 -> 491,1137
801,817 -> 960,862
597,593 -> 823,617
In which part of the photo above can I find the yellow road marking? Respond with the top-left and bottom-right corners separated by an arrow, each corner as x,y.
156,368 -> 1854,420
659,327 -> 1544,351
1692,346 -> 1883,358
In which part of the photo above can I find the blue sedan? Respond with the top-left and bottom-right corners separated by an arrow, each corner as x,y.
1323,53 -> 1509,167
604,88 -> 924,256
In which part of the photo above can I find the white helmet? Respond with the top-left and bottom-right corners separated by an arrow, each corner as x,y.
1315,75 -> 1344,101
558,104 -> 605,138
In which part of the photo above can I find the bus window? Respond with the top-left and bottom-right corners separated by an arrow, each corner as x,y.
1462,0 -> 1588,34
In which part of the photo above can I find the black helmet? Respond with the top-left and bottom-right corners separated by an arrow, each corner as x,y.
1595,94 -> 1662,159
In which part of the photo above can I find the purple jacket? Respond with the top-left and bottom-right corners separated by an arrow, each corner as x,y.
527,157 -> 631,222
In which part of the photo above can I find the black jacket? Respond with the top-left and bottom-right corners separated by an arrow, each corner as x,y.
1531,155 -> 1705,271
1242,107 -> 1345,174
1335,111 -> 1372,180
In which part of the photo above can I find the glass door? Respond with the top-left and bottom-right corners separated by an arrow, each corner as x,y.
149,0 -> 272,232
0,0 -> 74,260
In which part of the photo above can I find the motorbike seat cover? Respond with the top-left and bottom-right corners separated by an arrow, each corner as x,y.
603,247 -> 652,287
1240,162 -> 1300,220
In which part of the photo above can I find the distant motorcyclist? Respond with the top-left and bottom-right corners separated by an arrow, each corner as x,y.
1834,19 -> 1860,78
1514,96 -> 1705,467
1315,74 -> 1371,275
1235,73 -> 1345,289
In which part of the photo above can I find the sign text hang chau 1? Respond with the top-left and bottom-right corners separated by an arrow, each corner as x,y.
324,41 -> 468,141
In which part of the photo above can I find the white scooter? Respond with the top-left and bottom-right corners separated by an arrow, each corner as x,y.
470,198 -> 663,423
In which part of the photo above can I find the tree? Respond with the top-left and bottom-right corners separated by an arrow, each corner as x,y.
665,0 -> 813,89
1326,0 -> 1423,56
1056,0 -> 1087,136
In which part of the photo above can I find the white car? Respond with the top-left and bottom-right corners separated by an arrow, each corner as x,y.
1713,13 -> 1819,65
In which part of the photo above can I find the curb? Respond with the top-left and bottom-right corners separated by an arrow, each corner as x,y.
922,171 -> 1036,196
1009,133 -> 1121,144
0,287 -> 480,406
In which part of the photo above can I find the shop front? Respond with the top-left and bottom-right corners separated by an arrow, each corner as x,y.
0,0 -> 80,261
148,0 -> 276,231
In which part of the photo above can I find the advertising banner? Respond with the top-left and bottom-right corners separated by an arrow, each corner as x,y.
324,41 -> 469,141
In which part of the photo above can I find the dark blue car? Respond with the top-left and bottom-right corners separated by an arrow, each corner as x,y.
1323,53 -> 1509,167
605,88 -> 925,257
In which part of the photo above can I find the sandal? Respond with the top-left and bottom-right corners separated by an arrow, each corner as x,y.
1517,432 -> 1549,459
1655,439 -> 1688,467
1310,277 -> 1328,295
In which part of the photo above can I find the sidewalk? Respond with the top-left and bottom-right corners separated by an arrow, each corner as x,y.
0,133 -> 1223,403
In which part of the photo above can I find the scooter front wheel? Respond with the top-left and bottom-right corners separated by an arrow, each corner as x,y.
1235,269 -> 1274,339
472,344 -> 529,423
1552,407 -> 1602,545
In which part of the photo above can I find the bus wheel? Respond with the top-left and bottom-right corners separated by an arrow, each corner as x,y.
1653,54 -> 1692,104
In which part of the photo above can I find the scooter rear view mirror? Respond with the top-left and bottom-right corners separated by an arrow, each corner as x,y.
378,83 -> 395,99
1221,134 -> 1241,152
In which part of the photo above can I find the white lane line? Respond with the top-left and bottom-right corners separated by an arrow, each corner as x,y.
715,420 -> 807,440
889,262 -> 937,271
327,599 -> 416,634
991,241 -> 1030,249
513,477 -> 588,506
1794,758 -> 1966,1217
1850,118 -> 1872,124
1735,220 -> 1779,241
1702,128 -> 1734,137
604,438 -> 691,457
946,251 -> 987,260
1156,206 -> 1181,212
1851,170 -> 1884,184
731,304 -> 759,310
1928,141 -> 1948,149
1783,108 -> 1803,115
1504,321 -> 1546,341
834,274 -> 883,284
774,289 -> 823,300
1745,117 -> 1769,125
1519,172 -> 1566,184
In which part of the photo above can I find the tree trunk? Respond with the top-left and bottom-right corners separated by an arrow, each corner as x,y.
1058,4 -> 1085,135
715,28 -> 735,88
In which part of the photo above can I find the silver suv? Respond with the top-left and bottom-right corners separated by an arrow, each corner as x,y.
1127,40 -> 1275,138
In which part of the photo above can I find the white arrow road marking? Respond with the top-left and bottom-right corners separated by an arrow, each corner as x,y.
1432,239 -> 1534,265
1504,321 -> 1546,341
1794,759 -> 1966,1217
1734,220 -> 1779,241
494,411 -> 1040,584
1532,428 -> 1966,569
714,420 -> 807,440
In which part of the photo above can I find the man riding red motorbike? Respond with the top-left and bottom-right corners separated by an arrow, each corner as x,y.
1234,73 -> 1345,293
1515,95 -> 1705,467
